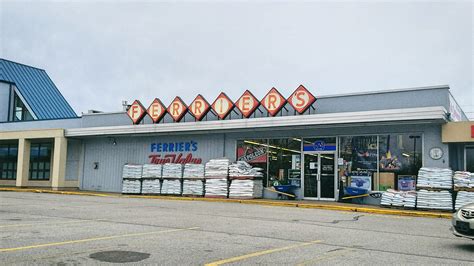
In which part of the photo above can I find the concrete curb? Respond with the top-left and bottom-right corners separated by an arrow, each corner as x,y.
0,187 -> 452,219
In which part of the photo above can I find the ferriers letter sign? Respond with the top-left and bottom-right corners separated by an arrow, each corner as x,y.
127,85 -> 316,124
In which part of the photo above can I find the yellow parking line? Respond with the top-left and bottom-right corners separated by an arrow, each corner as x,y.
0,219 -> 107,229
204,240 -> 322,266
0,227 -> 199,253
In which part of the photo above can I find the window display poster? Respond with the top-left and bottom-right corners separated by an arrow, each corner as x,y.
352,137 -> 377,170
350,172 -> 371,191
398,175 -> 416,191
237,145 -> 267,163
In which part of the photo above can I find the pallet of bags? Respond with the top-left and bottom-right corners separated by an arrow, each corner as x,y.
380,189 -> 416,208
455,191 -> 474,210
122,179 -> 142,194
205,158 -> 229,177
416,190 -> 453,210
205,178 -> 228,198
162,163 -> 183,178
161,179 -> 182,195
229,179 -> 263,199
183,179 -> 204,196
121,164 -> 143,194
122,164 -> 143,179
229,161 -> 263,178
141,179 -> 161,194
417,167 -> 453,189
453,171 -> 474,189
183,163 -> 205,179
142,164 -> 162,178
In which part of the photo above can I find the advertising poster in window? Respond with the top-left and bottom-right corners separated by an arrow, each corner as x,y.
237,143 -> 267,163
351,137 -> 378,170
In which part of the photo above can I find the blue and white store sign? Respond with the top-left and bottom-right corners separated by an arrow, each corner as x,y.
303,140 -> 336,152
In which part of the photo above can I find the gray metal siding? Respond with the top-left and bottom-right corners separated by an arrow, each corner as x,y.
80,134 -> 225,192
0,118 -> 82,131
65,140 -> 82,181
315,88 -> 449,114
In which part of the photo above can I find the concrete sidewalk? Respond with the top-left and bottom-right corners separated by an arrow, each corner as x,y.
0,187 -> 453,219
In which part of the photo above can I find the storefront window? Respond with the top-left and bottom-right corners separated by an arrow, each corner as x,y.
29,143 -> 52,180
236,139 -> 268,186
268,138 -> 302,187
378,134 -> 422,191
0,143 -> 18,180
339,136 -> 378,191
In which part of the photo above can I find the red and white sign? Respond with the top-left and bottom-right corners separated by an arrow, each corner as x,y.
212,92 -> 234,119
130,84 -> 318,125
167,96 -> 187,122
189,94 -> 211,121
288,85 -> 316,114
149,153 -> 202,164
147,98 -> 167,123
261,87 -> 286,116
127,100 -> 147,124
236,90 -> 259,118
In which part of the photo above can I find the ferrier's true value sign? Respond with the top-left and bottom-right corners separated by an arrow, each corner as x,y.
127,85 -> 316,124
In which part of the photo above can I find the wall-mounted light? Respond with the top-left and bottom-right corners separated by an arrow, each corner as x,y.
107,137 -> 117,145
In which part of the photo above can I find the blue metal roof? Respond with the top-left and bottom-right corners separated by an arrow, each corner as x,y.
0,58 -> 77,119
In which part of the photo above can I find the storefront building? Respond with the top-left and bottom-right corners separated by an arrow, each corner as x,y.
0,59 -> 471,200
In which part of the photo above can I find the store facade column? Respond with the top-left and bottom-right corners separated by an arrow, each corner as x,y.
16,138 -> 31,187
51,137 -> 68,190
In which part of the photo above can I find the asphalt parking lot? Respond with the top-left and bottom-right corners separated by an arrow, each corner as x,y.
0,192 -> 473,265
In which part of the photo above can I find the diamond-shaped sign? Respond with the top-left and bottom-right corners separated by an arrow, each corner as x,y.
288,85 -> 316,114
147,98 -> 167,123
167,96 -> 188,122
127,100 -> 147,124
261,87 -> 286,116
236,90 -> 259,118
211,92 -> 234,120
189,94 -> 211,121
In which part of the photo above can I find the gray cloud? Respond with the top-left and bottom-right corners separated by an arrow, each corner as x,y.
1,1 -> 472,118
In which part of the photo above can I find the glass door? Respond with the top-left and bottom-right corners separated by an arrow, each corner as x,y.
303,153 -> 336,200
319,153 -> 335,199
304,154 -> 318,198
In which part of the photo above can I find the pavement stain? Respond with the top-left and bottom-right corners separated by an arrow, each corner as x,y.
89,250 -> 151,263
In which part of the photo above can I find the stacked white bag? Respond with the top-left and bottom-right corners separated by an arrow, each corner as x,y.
205,158 -> 229,177
455,191 -> 474,210
121,164 -> 143,194
141,164 -> 162,194
229,179 -> 263,198
162,163 -> 183,178
183,180 -> 204,196
416,190 -> 453,210
183,164 -> 205,178
453,171 -> 474,188
142,164 -> 162,178
228,161 -> 264,198
229,161 -> 263,177
204,159 -> 229,197
182,163 -> 205,196
417,167 -> 453,189
380,189 -> 416,208
204,178 -> 228,197
161,179 -> 182,195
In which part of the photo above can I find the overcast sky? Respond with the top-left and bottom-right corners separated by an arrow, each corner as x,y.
1,0 -> 473,118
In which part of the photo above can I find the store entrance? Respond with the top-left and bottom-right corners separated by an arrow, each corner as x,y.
303,153 -> 336,200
